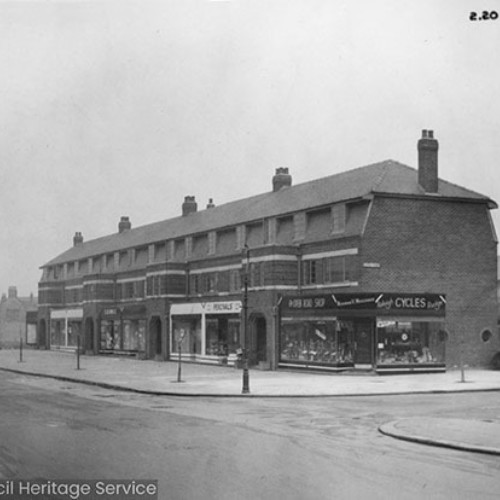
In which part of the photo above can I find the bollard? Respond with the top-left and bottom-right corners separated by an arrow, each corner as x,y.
76,335 -> 80,370
19,335 -> 23,363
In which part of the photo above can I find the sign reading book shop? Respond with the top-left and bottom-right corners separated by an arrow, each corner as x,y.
282,293 -> 446,316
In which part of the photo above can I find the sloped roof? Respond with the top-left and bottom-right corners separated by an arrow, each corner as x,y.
43,160 -> 496,267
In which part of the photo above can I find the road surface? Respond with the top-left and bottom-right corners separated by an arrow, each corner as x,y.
0,372 -> 499,499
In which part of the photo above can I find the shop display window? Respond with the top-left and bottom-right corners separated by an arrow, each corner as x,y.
100,320 -> 121,350
67,320 -> 81,347
172,316 -> 202,354
206,316 -> 241,356
376,320 -> 445,365
50,319 -> 65,347
280,318 -> 354,365
50,319 -> 83,348
123,320 -> 146,351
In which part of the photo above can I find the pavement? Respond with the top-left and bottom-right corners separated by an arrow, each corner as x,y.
1,348 -> 500,455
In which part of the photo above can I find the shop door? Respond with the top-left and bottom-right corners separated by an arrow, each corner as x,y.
353,321 -> 373,365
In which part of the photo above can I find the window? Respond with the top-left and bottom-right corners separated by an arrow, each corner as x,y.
303,255 -> 358,286
229,269 -> 241,292
280,318 -> 353,365
376,320 -> 446,365
481,329 -> 493,342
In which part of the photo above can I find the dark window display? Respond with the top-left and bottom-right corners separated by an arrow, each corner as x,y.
100,319 -> 146,352
67,320 -> 81,347
172,316 -> 202,354
50,319 -> 64,347
101,320 -> 120,350
280,318 -> 354,366
376,320 -> 445,365
50,319 -> 82,348
206,316 -> 240,356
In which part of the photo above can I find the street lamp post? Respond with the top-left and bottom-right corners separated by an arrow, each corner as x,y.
242,245 -> 250,394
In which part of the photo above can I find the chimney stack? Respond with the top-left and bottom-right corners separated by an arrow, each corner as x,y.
182,196 -> 197,216
206,198 -> 215,209
272,167 -> 292,192
418,129 -> 439,193
118,216 -> 132,233
8,286 -> 17,299
73,232 -> 84,246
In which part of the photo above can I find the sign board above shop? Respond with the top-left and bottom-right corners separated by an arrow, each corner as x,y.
281,293 -> 446,316
171,301 -> 242,316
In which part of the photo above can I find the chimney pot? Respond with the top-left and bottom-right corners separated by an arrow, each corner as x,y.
272,167 -> 292,192
207,198 -> 215,209
118,216 -> 132,233
73,231 -> 84,246
418,129 -> 439,193
182,196 -> 198,216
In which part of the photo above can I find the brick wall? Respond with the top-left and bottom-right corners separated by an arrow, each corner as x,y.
361,196 -> 499,367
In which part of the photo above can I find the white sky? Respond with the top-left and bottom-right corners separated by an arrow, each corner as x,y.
1,0 -> 499,296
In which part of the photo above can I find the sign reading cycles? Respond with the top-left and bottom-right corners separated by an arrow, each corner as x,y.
282,293 -> 446,315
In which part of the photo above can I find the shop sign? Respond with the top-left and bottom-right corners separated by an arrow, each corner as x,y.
103,308 -> 118,317
284,296 -> 333,310
374,294 -> 446,314
203,301 -> 242,314
50,308 -> 83,319
282,293 -> 446,315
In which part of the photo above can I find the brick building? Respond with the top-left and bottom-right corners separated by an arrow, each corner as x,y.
37,131 -> 499,372
0,286 -> 38,348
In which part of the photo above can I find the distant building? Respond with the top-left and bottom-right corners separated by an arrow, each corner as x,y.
38,130 -> 499,372
0,287 -> 38,347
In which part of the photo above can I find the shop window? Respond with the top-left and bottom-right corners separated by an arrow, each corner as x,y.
376,320 -> 445,365
172,316 -> 202,354
100,319 -> 145,352
481,329 -> 493,343
50,319 -> 82,348
206,316 -> 240,356
280,318 -> 354,366
50,319 -> 65,347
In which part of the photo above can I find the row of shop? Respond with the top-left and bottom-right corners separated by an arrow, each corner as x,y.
43,292 -> 448,373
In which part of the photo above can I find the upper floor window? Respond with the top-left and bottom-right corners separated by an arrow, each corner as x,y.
303,255 -> 357,286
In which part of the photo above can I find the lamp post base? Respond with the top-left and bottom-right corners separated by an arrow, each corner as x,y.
242,358 -> 250,394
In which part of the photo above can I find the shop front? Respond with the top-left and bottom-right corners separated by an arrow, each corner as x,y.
279,293 -> 447,373
49,308 -> 83,350
99,305 -> 146,355
170,301 -> 242,365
